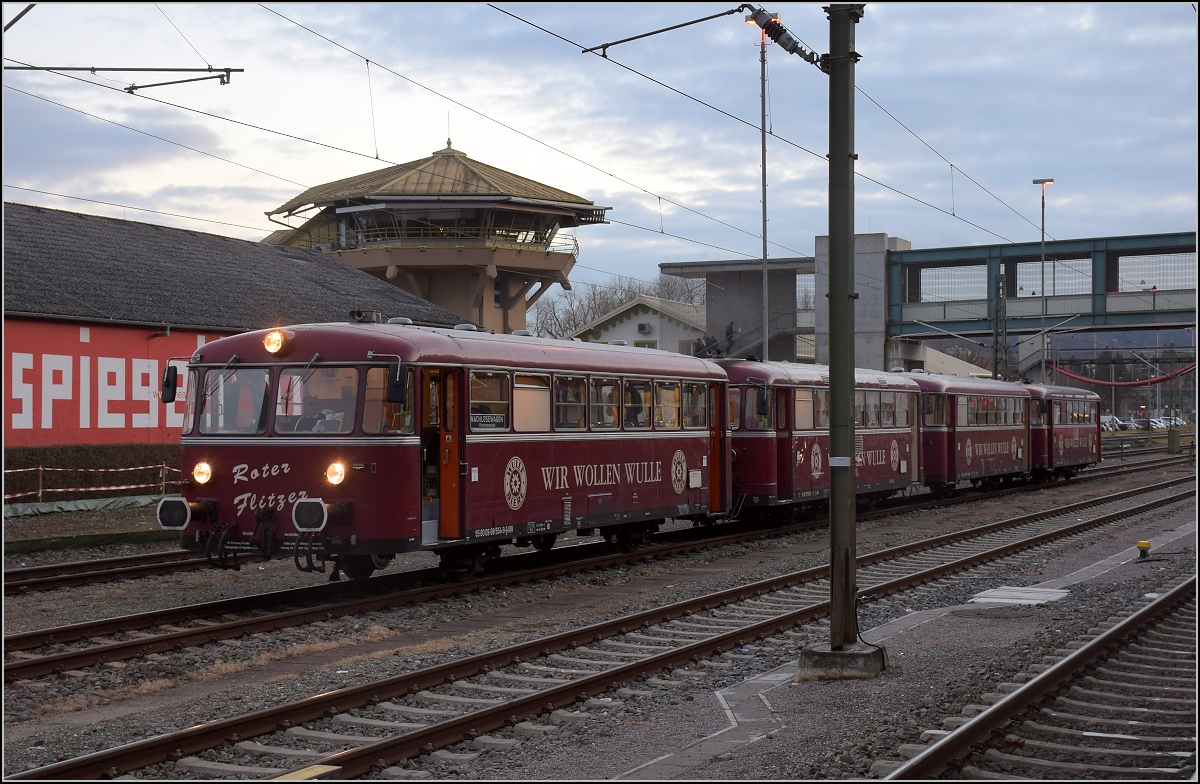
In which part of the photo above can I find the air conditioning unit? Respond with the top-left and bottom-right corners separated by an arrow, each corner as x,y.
637,322 -> 652,334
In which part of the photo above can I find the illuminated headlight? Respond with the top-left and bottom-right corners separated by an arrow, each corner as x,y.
263,328 -> 293,355
326,462 -> 346,485
192,462 -> 213,485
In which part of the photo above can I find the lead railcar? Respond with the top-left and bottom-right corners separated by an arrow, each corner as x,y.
157,320 -> 730,578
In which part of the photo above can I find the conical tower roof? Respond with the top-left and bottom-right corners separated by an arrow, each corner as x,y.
268,141 -> 601,221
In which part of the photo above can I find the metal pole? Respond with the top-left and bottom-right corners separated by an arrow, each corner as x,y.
760,29 -> 770,361
1040,187 -> 1046,382
827,3 -> 863,651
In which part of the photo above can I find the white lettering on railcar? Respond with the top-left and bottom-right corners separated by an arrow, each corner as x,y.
232,462 -> 292,483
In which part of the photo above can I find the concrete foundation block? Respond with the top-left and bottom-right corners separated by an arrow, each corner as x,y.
795,642 -> 887,681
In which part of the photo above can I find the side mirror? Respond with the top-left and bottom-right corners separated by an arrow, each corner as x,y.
386,364 -> 408,404
162,365 -> 179,404
756,387 -> 770,418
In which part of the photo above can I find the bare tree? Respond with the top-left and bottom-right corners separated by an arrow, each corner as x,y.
528,274 -> 704,339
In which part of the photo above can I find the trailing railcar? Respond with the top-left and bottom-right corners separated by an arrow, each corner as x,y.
901,372 -> 1032,495
1023,383 -> 1101,480
156,320 -> 729,579
716,360 -> 923,516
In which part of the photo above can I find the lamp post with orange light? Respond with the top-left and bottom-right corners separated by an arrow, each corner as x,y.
1033,178 -> 1053,382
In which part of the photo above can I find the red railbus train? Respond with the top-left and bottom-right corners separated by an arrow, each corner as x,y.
1024,383 -> 1102,480
157,317 -> 1102,579
716,360 -> 923,516
157,320 -> 729,578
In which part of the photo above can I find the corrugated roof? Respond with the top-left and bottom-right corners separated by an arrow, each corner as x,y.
2,202 -> 466,331
268,142 -> 597,218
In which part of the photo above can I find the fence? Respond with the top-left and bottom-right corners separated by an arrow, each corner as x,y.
3,464 -> 182,502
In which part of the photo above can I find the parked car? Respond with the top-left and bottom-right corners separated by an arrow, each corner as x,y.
1149,418 -> 1167,429
1099,415 -> 1121,432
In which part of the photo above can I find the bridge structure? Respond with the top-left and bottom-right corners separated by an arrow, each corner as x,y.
885,231 -> 1196,376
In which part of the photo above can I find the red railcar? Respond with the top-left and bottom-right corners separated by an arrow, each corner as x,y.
157,320 -> 729,578
901,372 -> 1032,495
716,360 -> 923,515
1022,383 -> 1102,479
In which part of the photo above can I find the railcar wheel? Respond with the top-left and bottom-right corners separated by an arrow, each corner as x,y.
533,533 -> 557,553
340,554 -> 377,581
371,553 -> 395,571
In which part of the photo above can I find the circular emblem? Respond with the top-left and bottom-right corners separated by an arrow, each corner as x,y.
889,439 -> 900,472
503,456 -> 527,510
670,450 -> 687,494
965,438 -> 973,465
810,443 -> 823,479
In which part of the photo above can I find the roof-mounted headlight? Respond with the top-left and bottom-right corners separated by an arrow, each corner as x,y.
264,329 -> 295,356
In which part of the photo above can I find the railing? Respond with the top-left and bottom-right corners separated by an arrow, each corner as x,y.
900,287 -> 1196,323
3,465 -> 182,502
293,226 -> 581,259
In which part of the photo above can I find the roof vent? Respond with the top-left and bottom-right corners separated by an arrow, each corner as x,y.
511,329 -> 533,337
890,367 -> 905,373
349,310 -> 384,323
453,323 -> 478,331
608,339 -> 627,346
387,317 -> 413,325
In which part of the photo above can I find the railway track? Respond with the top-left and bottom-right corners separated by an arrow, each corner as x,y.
882,575 -> 1196,780
4,465 -> 1191,682
3,451 -> 1187,596
8,477 -> 1193,780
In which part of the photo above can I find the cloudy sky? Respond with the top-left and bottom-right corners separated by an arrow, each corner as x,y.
3,3 -> 1196,294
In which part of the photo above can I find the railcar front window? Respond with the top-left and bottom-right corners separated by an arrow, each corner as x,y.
813,389 -> 828,429
199,368 -> 270,435
923,395 -> 945,427
275,367 -> 358,434
181,368 -> 198,435
745,386 -> 773,430
362,367 -> 415,434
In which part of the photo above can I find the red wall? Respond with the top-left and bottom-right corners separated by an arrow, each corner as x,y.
4,319 -> 223,447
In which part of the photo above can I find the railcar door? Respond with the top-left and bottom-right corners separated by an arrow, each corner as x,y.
422,369 -> 464,540
438,370 -> 463,539
708,381 -> 725,513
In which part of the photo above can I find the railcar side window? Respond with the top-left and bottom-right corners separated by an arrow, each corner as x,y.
469,372 -> 510,430
813,389 -> 828,429
854,391 -> 867,427
591,378 -> 619,429
923,394 -> 945,426
199,368 -> 271,435
274,367 -> 357,434
553,376 -> 586,430
624,379 -> 651,429
794,389 -> 814,430
728,388 -> 742,431
513,374 -> 550,432
895,393 -> 911,428
865,391 -> 882,428
363,367 -> 415,434
880,392 -> 895,428
681,382 -> 707,428
654,381 -> 680,429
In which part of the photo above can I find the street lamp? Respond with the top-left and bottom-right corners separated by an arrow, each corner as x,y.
1033,178 -> 1054,381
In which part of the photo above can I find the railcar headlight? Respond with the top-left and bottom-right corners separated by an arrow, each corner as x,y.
326,462 -> 346,485
263,328 -> 294,356
192,462 -> 213,485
